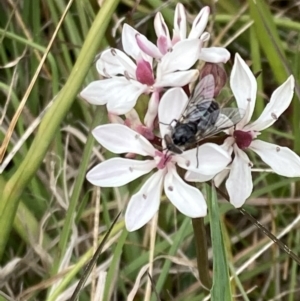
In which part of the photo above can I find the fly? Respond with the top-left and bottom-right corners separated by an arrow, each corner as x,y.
165,74 -> 243,154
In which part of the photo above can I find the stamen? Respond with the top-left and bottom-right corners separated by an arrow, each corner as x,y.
168,185 -> 174,191
124,71 -> 131,81
111,48 -> 117,56
176,16 -> 182,27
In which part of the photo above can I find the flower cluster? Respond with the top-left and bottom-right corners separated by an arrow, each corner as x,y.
81,3 -> 300,231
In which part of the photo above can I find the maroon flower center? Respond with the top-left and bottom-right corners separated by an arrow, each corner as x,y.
234,130 -> 253,150
136,59 -> 155,86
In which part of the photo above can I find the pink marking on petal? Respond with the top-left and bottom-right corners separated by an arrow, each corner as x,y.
136,34 -> 161,59
155,150 -> 172,169
125,152 -> 137,159
108,113 -> 124,124
124,118 -> 132,127
171,36 -> 181,45
136,59 -> 155,85
136,125 -> 155,140
157,36 -> 170,55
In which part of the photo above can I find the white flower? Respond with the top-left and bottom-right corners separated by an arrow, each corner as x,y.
132,3 -> 230,63
87,88 -> 231,231
223,53 -> 299,207
80,24 -> 200,115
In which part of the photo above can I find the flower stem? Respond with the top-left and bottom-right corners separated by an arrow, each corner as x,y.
192,217 -> 212,289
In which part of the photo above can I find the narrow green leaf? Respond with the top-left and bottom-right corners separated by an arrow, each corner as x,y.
102,228 -> 128,301
150,216 -> 190,301
206,184 -> 232,301
192,217 -> 212,289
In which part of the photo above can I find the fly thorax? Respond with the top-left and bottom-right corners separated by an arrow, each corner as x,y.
172,123 -> 197,146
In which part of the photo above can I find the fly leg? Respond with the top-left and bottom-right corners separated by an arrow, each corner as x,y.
196,144 -> 199,168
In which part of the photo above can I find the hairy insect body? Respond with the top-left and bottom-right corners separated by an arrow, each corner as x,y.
172,122 -> 198,147
164,75 -> 243,154
171,100 -> 220,149
172,100 -> 218,141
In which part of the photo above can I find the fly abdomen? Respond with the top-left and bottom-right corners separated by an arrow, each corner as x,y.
185,100 -> 219,123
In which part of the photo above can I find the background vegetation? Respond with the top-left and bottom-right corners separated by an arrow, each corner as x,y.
0,0 -> 300,300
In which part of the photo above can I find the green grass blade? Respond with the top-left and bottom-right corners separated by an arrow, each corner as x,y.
206,184 -> 232,301
0,0 -> 120,260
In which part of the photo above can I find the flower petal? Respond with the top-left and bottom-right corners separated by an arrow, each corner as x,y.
154,12 -> 171,52
173,3 -> 187,41
177,143 -> 231,174
81,77 -> 146,114
87,158 -> 156,187
185,170 -> 214,182
230,53 -> 257,127
80,80 -> 108,105
144,91 -> 160,130
125,170 -> 164,231
199,47 -> 231,63
225,146 -> 253,207
92,124 -> 156,156
136,34 -> 162,59
154,12 -> 171,42
158,88 -> 188,137
158,39 -> 201,73
155,69 -> 199,87
164,165 -> 207,217
106,79 -> 146,114
96,48 -> 137,78
188,6 -> 210,39
214,168 -> 230,187
122,24 -> 151,62
250,139 -> 300,177
245,76 -> 295,132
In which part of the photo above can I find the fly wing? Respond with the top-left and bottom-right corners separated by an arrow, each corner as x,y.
188,74 -> 215,107
194,107 -> 244,140
180,75 -> 216,122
